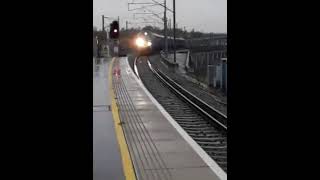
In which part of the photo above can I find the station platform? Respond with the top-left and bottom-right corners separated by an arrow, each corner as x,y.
93,57 -> 125,180
110,56 -> 226,180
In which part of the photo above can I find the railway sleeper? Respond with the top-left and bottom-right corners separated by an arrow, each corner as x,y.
193,137 -> 227,142
197,141 -> 226,146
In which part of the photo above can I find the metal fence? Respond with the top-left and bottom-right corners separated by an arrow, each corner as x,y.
188,50 -> 227,93
185,35 -> 227,93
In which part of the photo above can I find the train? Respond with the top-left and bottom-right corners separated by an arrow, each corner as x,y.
133,31 -> 153,56
132,31 -> 187,56
116,30 -> 227,57
150,32 -> 187,52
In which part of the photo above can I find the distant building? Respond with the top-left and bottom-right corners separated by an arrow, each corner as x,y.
212,34 -> 227,46
186,33 -> 227,48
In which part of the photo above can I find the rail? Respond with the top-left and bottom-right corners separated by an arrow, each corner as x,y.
148,60 -> 227,130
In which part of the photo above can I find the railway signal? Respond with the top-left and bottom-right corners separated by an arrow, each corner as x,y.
109,20 -> 119,39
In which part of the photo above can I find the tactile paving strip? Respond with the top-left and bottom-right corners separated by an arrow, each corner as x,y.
112,58 -> 173,180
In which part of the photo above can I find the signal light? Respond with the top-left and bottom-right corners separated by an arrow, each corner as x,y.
110,21 -> 119,39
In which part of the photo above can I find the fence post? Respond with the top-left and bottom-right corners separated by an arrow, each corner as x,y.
222,58 -> 227,93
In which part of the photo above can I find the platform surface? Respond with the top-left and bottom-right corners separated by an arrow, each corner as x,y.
93,57 -> 125,180
112,57 -> 222,180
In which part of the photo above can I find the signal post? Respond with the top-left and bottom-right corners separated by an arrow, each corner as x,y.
109,20 -> 120,57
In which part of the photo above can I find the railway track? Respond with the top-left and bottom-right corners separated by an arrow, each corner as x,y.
133,56 -> 227,173
147,54 -> 227,116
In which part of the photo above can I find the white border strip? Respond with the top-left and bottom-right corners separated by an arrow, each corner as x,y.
133,57 -> 140,79
127,57 -> 227,180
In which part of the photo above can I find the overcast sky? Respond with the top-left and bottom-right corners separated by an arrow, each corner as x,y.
93,0 -> 227,33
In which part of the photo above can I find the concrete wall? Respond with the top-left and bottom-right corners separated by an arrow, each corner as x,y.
222,59 -> 227,92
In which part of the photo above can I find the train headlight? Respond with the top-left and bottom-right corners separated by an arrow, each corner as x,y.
135,37 -> 145,47
147,41 -> 152,46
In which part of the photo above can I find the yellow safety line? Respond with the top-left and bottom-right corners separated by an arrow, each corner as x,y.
108,57 -> 136,180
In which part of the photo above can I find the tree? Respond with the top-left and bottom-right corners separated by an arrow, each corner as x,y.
142,25 -> 154,31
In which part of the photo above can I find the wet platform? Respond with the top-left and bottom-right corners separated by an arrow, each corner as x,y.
93,57 -> 125,180
111,57 -> 226,180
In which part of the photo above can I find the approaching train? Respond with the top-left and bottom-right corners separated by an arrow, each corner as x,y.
133,31 -> 187,56
133,31 -> 153,56
150,32 -> 186,51
121,30 -> 226,56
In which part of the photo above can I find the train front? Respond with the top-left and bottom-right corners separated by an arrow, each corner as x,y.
134,32 -> 152,56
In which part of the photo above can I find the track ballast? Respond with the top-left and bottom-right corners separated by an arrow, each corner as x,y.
133,56 -> 227,173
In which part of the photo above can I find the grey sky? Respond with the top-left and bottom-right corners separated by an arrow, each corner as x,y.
93,0 -> 227,33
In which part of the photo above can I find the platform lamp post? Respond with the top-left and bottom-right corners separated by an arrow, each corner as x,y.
102,15 -> 114,57
102,16 -> 114,39
164,0 -> 168,57
173,0 -> 176,63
